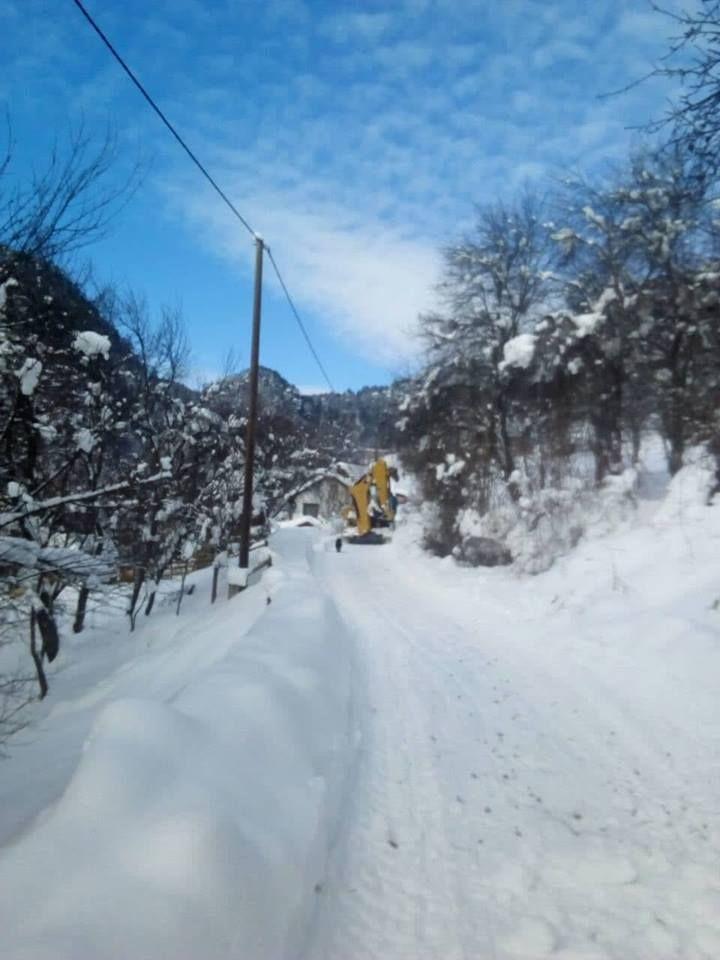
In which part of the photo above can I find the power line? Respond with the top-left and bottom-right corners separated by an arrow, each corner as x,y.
266,248 -> 335,393
72,0 -> 257,239
72,0 -> 336,393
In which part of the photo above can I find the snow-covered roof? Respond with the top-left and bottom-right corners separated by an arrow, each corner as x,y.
283,470 -> 352,503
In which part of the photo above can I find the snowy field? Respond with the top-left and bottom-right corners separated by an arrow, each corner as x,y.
1,459 -> 720,959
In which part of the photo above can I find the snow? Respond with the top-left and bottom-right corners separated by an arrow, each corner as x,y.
72,330 -> 111,360
15,357 -> 42,396
74,427 -> 95,453
0,276 -> 18,313
593,286 -> 617,312
436,453 -> 466,481
0,537 -> 115,580
550,227 -> 577,253
34,420 -> 57,441
0,533 -> 354,960
278,515 -> 324,528
307,478 -> 720,958
582,205 -> 606,229
2,468 -> 720,959
572,309 -> 603,337
226,547 -> 272,587
501,332 -> 536,370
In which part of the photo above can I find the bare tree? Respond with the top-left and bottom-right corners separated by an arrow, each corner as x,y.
116,294 -> 203,625
0,119 -> 143,262
647,2 -> 720,175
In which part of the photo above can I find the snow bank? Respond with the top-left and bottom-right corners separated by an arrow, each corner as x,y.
277,515 -> 325,528
0,529 -> 355,960
453,437 -> 674,574
385,456 -> 720,960
653,448 -> 716,523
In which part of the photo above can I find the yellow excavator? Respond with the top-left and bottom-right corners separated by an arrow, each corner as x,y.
344,458 -> 399,544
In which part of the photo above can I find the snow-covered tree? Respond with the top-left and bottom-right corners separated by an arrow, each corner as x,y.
551,145 -> 716,474
399,194 -> 554,551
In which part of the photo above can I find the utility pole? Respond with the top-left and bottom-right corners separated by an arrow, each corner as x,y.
232,235 -> 264,592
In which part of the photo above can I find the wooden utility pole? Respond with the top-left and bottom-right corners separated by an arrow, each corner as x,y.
229,235 -> 264,597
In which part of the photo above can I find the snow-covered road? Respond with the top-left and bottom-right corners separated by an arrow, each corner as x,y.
2,471 -> 720,960
305,516 -> 720,960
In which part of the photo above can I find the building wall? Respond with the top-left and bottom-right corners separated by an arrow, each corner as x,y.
290,478 -> 349,521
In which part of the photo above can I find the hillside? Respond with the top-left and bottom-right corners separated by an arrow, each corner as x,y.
0,250 -> 402,472
207,366 -> 404,461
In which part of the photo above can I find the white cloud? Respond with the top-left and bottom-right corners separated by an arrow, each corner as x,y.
374,41 -> 435,74
171,179 -> 440,366
532,39 -> 592,70
318,12 -> 394,45
4,0 -> 690,390
617,9 -> 681,44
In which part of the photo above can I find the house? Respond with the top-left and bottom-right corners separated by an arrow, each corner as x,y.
281,467 -> 359,523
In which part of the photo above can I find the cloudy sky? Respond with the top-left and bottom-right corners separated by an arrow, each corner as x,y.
2,0 -> 682,390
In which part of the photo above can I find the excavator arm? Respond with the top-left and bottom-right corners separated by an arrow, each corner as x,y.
349,474 -> 373,536
371,458 -> 397,522
344,458 -> 398,543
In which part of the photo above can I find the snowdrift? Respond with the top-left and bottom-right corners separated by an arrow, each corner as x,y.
0,530 -> 355,960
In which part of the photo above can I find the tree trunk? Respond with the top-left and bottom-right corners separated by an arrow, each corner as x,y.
128,567 -> 145,631
30,610 -> 48,700
175,564 -> 187,616
495,394 -> 518,498
144,585 -> 157,617
666,369 -> 687,476
73,585 -> 89,634
592,362 -> 624,483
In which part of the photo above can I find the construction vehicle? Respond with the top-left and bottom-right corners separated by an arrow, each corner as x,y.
343,458 -> 399,544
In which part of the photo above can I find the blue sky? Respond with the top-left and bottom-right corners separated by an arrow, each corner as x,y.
2,0 -> 683,391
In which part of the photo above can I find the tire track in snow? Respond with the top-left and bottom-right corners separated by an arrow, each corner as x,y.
308,550 -> 479,960
305,537 -> 720,960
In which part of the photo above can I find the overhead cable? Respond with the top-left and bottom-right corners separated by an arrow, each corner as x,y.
73,0 -> 336,392
72,0 -> 256,238
266,247 -> 335,393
